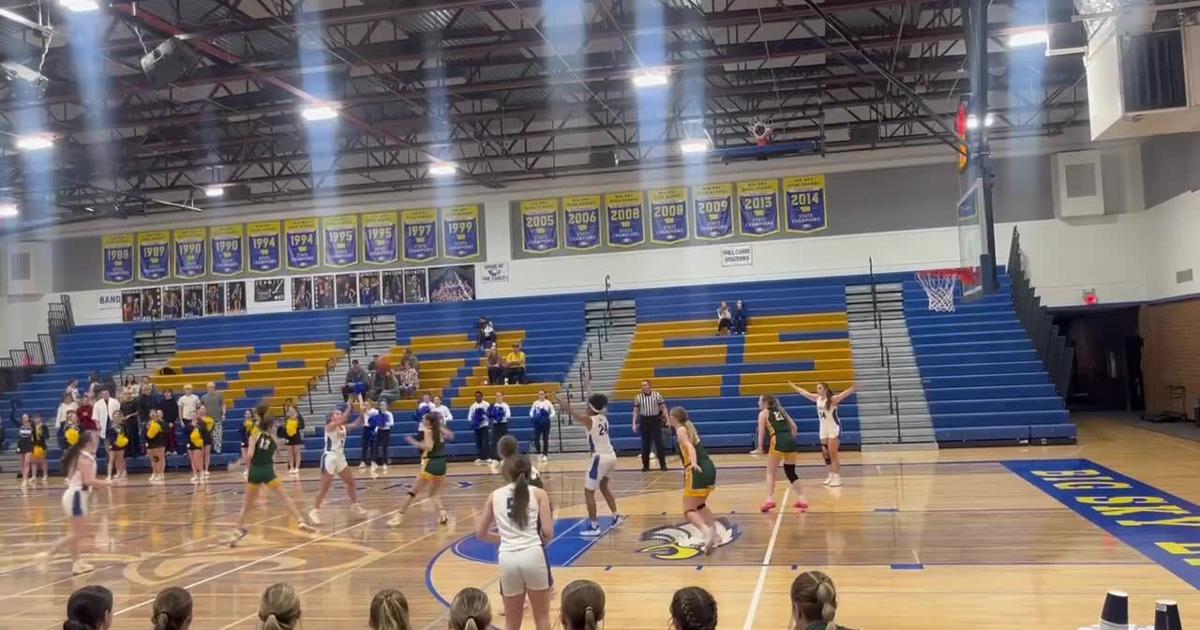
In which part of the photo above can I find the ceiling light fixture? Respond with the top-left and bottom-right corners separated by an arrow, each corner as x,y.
429,160 -> 458,177
300,103 -> 339,122
0,202 -> 18,218
632,67 -> 670,89
15,133 -> 54,151
204,184 -> 226,198
1008,29 -> 1048,47
58,0 -> 100,12
679,138 -> 712,154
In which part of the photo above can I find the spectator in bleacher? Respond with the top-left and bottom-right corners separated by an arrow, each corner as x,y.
177,385 -> 200,427
369,588 -> 409,630
151,586 -> 192,630
368,354 -> 381,373
121,375 -> 137,399
733,300 -> 748,335
468,391 -> 491,465
77,393 -> 96,433
476,316 -> 497,351
398,361 -> 420,399
62,584 -> 113,630
56,392 -> 78,430
93,390 -> 119,453
503,341 -> 528,385
158,389 -> 181,455
378,369 -> 402,407
717,301 -> 732,336
402,348 -> 420,373
86,372 -> 101,399
633,380 -> 668,472
670,586 -> 717,630
202,382 -> 226,458
341,359 -> 368,402
65,378 -> 80,402
485,345 -> 503,385
257,583 -> 302,630
792,571 -> 849,630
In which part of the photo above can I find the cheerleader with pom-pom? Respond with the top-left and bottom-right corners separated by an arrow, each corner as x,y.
468,391 -> 491,465
31,414 -> 50,484
528,390 -> 555,463
283,404 -> 306,476
186,412 -> 207,483
15,414 -> 34,489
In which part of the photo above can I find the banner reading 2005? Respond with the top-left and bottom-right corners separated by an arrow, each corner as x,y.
173,227 -> 207,279
138,231 -> 171,281
563,195 -> 601,250
247,221 -> 281,273
693,183 -> 734,240
323,215 -> 358,267
442,205 -> 481,259
362,212 -> 398,264
101,235 -> 134,285
402,208 -> 438,262
783,175 -> 828,233
737,179 -> 780,237
605,191 -> 645,247
285,218 -> 319,270
210,224 -> 244,276
649,187 -> 689,244
520,198 -> 560,254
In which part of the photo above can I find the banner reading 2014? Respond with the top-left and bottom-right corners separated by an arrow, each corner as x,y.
737,179 -> 780,237
783,175 -> 828,233
520,198 -> 560,254
285,218 -> 319,270
323,215 -> 358,267
443,205 -> 481,259
402,208 -> 438,262
173,227 -> 207,279
362,212 -> 398,264
247,221 -> 281,273
605,191 -> 645,247
101,235 -> 134,285
649,187 -> 689,244
210,224 -> 244,276
138,231 -> 171,281
693,183 -> 734,240
563,195 -> 601,250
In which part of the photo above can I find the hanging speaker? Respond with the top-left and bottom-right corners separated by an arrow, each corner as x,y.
140,38 -> 199,88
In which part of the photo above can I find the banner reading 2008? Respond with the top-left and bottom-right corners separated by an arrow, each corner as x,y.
520,198 -> 560,254
737,179 -> 780,237
693,183 -> 734,240
563,195 -> 601,250
138,231 -> 171,281
402,208 -> 438,262
783,175 -> 828,233
247,221 -> 281,273
362,212 -> 398,264
442,205 -> 481,259
323,215 -> 358,267
101,234 -> 134,285
285,218 -> 319,270
605,191 -> 645,247
210,224 -> 244,276
173,227 -> 207,279
649,187 -> 689,244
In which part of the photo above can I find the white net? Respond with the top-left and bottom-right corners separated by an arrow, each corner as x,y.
916,270 -> 961,312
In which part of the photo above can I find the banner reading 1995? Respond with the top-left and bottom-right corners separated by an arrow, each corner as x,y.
138,231 -> 171,281
323,215 -> 358,267
362,212 -> 398,265
210,224 -> 244,276
101,235 -> 134,285
247,221 -> 281,273
173,227 -> 207,279
563,195 -> 601,250
520,198 -> 560,254
693,183 -> 734,240
783,175 -> 828,233
737,179 -> 780,237
649,187 -> 689,244
604,191 -> 645,247
285,218 -> 319,270
402,208 -> 438,262
442,205 -> 481,259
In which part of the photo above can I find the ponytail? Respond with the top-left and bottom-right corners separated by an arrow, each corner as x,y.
448,587 -> 491,630
151,587 -> 192,630
257,583 -> 301,630
791,571 -> 839,630
502,455 -> 533,529
561,580 -> 606,630
63,585 -> 113,630
369,589 -> 410,630
61,432 -> 94,479
669,586 -> 718,630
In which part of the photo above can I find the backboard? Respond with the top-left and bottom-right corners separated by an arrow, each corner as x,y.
957,179 -> 985,301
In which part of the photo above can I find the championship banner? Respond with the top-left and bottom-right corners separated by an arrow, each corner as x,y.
563,195 -> 601,250
137,231 -> 171,281
101,234 -> 134,285
693,183 -> 734,240
362,212 -> 398,265
648,186 -> 689,244
285,218 -> 319,270
519,198 -> 560,254
173,227 -> 207,279
323,215 -> 358,267
442,204 -> 481,259
401,208 -> 439,262
737,179 -> 781,237
604,191 -> 646,247
247,221 -> 281,273
783,175 -> 828,233
210,224 -> 244,276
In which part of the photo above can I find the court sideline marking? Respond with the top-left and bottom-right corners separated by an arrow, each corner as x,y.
743,487 -> 789,630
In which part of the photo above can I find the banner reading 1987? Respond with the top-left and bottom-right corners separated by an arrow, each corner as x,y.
693,183 -> 734,240
285,218 -> 319,270
563,195 -> 601,250
442,205 -> 481,259
247,221 -> 281,273
401,208 -> 438,262
210,224 -> 244,276
138,231 -> 171,281
323,215 -> 358,267
649,186 -> 689,244
737,179 -> 780,237
783,175 -> 828,233
362,212 -> 398,264
102,235 -> 134,285
173,227 -> 207,279
520,198 -> 560,254
604,191 -> 645,247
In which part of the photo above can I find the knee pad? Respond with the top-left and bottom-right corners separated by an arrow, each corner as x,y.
821,444 -> 832,465
783,464 -> 798,484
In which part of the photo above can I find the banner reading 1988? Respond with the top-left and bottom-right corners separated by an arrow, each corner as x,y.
173,227 -> 207,279
604,191 -> 645,247
285,218 -> 319,270
649,187 -> 689,244
783,175 -> 828,233
737,179 -> 780,237
102,235 -> 134,285
563,195 -> 601,250
402,208 -> 439,262
442,205 -> 481,259
693,183 -> 734,240
247,221 -> 281,273
520,198 -> 560,254
210,224 -> 244,276
138,231 -> 171,281
362,212 -> 398,265
323,215 -> 358,267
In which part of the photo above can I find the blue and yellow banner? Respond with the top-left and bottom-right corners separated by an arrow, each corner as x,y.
648,187 -> 689,244
101,234 -> 134,285
442,204 -> 481,259
693,183 -> 734,240
737,179 -> 780,237
210,224 -> 244,276
362,212 -> 398,265
284,218 -> 319,270
563,195 -> 601,251
323,215 -> 358,267
247,221 -> 281,273
783,175 -> 828,233
173,227 -> 207,279
401,208 -> 439,262
137,231 -> 171,281
520,198 -> 560,254
605,191 -> 645,247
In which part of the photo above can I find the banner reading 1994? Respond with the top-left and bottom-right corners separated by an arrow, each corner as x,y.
173,227 -> 207,279
247,221 -> 281,273
649,187 -> 689,244
210,224 -> 244,276
138,231 -> 171,281
563,195 -> 601,250
323,215 -> 358,267
693,183 -> 734,240
520,198 -> 560,254
604,191 -> 645,247
442,205 -> 481,259
783,175 -> 828,233
402,208 -> 438,262
285,218 -> 319,270
101,235 -> 134,285
737,179 -> 780,237
362,212 -> 398,265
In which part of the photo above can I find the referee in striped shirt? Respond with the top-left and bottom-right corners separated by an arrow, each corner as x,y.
632,380 -> 668,472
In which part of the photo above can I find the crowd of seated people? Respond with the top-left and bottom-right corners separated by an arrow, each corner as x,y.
476,317 -> 528,385
56,569 -> 851,630
342,350 -> 423,404
716,300 -> 748,336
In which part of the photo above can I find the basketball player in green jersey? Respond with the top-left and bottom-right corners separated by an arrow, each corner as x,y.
229,413 -> 314,546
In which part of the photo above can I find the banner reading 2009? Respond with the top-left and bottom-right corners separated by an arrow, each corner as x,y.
247,221 -> 281,273
737,179 -> 780,237
520,198 -> 560,254
442,205 -> 481,259
783,175 -> 828,233
210,224 -> 244,276
401,208 -> 438,262
604,191 -> 645,247
138,231 -> 171,281
362,212 -> 398,265
563,195 -> 601,250
173,227 -> 207,279
693,183 -> 734,240
649,187 -> 689,244
323,215 -> 358,267
285,218 -> 319,270
101,234 -> 134,285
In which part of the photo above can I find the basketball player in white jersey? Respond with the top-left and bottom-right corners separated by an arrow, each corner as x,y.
475,454 -> 554,630
559,390 -> 625,536
308,407 -> 369,524
38,431 -> 110,574
789,381 -> 858,487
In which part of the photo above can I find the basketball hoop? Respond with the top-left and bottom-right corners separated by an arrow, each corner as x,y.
916,268 -> 972,312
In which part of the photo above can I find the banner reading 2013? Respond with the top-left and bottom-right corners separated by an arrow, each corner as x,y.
210,224 -> 244,276
605,191 -> 645,247
173,227 -> 207,279
362,212 -> 398,265
563,195 -> 601,250
247,221 -> 281,273
737,179 -> 780,237
693,183 -> 734,240
520,198 -> 560,254
138,231 -> 171,281
442,205 -> 481,259
783,175 -> 828,233
402,208 -> 438,262
101,234 -> 134,285
285,218 -> 319,270
323,215 -> 358,267
649,187 -> 689,244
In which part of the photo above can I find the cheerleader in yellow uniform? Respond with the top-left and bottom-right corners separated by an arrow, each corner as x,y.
108,411 -> 130,483
145,410 -> 168,483
283,405 -> 305,477
200,405 -> 216,480
186,412 -> 208,484
31,414 -> 50,485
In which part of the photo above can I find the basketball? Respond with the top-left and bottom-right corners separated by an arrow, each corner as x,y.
377,357 -> 391,372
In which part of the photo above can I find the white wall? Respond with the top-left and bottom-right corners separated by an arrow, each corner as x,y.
1140,189 -> 1200,301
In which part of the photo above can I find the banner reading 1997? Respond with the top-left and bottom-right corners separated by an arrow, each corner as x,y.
605,191 -> 645,247
649,187 -> 689,244
138,231 -> 171,281
442,205 -> 481,259
323,215 -> 358,267
210,224 -> 244,276
563,195 -> 601,250
401,208 -> 438,262
520,198 -> 560,254
783,175 -> 828,233
693,183 -> 734,240
362,212 -> 398,265
101,235 -> 134,285
737,179 -> 780,237
285,218 -> 319,270
173,227 -> 207,279
247,221 -> 281,273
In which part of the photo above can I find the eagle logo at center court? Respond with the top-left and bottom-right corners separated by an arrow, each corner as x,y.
636,518 -> 740,561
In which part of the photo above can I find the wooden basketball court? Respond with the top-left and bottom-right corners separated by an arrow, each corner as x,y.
2,416 -> 1198,630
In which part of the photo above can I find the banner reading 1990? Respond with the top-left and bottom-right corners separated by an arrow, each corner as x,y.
402,208 -> 439,262
693,183 -> 734,240
173,227 -> 207,279
247,221 -> 281,273
604,191 -> 645,247
323,215 -> 358,267
520,198 -> 560,254
362,212 -> 398,265
563,195 -> 601,250
285,218 -> 319,270
138,231 -> 171,281
442,205 -> 481,259
649,187 -> 689,244
210,224 -> 244,276
783,175 -> 828,233
737,179 -> 780,237
101,235 -> 134,285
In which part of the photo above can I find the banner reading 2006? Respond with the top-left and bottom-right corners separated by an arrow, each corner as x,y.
285,218 -> 319,270
323,215 -> 358,267
783,175 -> 828,233
693,183 -> 734,240
137,231 -> 171,281
563,195 -> 601,250
520,198 -> 560,254
101,234 -> 134,285
210,224 -> 244,276
604,191 -> 645,247
443,205 -> 481,259
173,227 -> 207,279
247,221 -> 281,273
649,187 -> 689,244
362,212 -> 398,264
737,179 -> 780,237
402,208 -> 438,262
